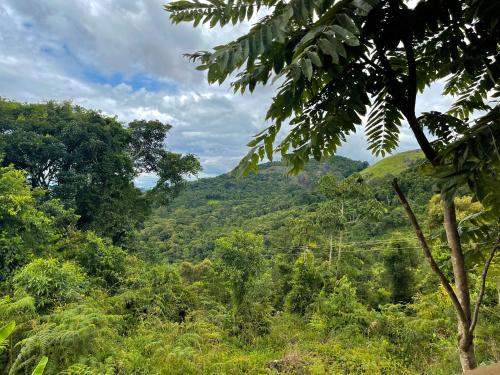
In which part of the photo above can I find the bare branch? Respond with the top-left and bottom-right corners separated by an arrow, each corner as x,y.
469,239 -> 499,335
392,178 -> 467,325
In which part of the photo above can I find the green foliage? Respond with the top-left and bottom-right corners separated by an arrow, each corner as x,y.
0,99 -> 200,243
361,150 -> 424,179
0,164 -> 82,287
166,0 -> 499,179
112,260 -> 194,322
311,277 -> 373,335
13,259 -> 87,312
63,232 -> 127,290
215,230 -> 264,303
0,321 -> 15,353
0,166 -> 52,279
10,303 -> 121,374
164,7 -> 499,370
285,252 -> 323,316
316,173 -> 385,230
31,356 -> 48,375
1,141 -> 498,374
0,322 -> 49,375
135,155 -> 368,262
381,235 -> 420,304
214,230 -> 271,340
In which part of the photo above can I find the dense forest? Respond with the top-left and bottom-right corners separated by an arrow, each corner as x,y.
0,99 -> 498,374
1,0 -> 500,374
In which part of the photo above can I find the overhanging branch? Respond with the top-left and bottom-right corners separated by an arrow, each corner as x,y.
401,37 -> 439,165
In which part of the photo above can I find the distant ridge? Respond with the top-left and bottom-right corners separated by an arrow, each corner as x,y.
169,155 -> 368,209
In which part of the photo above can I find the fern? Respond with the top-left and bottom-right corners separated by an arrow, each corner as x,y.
9,304 -> 122,375
59,363 -> 95,375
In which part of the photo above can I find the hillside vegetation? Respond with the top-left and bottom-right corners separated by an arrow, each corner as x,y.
0,100 -> 498,375
361,150 -> 424,178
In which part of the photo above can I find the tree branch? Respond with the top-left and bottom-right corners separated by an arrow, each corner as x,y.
469,239 -> 499,335
392,178 -> 467,325
374,37 -> 439,165
402,35 -> 417,114
401,35 -> 440,165
374,42 -> 399,88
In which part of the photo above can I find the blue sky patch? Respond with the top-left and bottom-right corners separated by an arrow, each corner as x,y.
41,43 -> 177,94
83,68 -> 177,93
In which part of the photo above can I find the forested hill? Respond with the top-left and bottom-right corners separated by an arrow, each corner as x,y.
134,154 -> 425,262
171,155 -> 368,209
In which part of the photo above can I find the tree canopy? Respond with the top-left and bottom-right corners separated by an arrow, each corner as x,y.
0,99 -> 200,243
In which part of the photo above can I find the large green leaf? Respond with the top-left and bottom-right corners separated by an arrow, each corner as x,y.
0,321 -> 16,352
31,356 -> 49,375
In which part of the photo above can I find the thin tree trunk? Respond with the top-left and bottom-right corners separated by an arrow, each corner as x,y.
396,29 -> 483,372
335,232 -> 343,280
497,279 -> 500,307
392,180 -> 478,371
442,199 -> 476,371
329,235 -> 333,269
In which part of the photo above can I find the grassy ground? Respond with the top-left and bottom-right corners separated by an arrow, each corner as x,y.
361,150 -> 424,178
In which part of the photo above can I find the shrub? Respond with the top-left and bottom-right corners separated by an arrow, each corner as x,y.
13,258 -> 87,312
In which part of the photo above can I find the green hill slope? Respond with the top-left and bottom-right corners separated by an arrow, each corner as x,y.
360,150 -> 424,178
139,156 -> 368,261
137,151 -> 433,262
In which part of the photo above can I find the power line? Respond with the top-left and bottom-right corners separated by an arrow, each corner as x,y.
260,240 -> 485,259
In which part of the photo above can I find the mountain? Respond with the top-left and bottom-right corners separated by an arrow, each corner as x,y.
135,151 -> 433,262
137,155 -> 369,261
171,155 -> 369,209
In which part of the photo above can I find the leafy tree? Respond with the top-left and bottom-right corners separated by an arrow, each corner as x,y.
0,166 -> 62,279
285,251 -> 323,316
214,230 -> 270,339
113,261 -> 194,322
214,230 -> 264,306
0,99 -> 200,243
13,258 -> 87,313
382,235 -> 419,304
311,276 -> 372,335
166,0 -> 499,369
62,231 -> 127,291
316,174 -> 384,273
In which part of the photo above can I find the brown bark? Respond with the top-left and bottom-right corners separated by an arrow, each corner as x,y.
443,199 -> 477,371
459,345 -> 477,371
393,180 -> 479,371
470,239 -> 498,334
392,180 -> 467,324
378,16 -> 492,370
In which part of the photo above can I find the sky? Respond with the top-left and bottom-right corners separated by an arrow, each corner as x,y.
0,0 -> 452,178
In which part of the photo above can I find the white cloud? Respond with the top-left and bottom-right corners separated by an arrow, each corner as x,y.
0,0 -> 452,177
